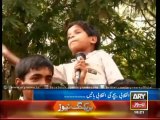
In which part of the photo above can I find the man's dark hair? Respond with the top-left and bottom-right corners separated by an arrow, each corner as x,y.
15,55 -> 53,80
66,20 -> 100,50
109,79 -> 137,87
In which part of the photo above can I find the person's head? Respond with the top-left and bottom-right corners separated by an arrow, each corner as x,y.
66,20 -> 100,55
15,55 -> 53,100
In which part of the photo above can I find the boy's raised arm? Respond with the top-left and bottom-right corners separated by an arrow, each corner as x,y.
2,44 -> 20,65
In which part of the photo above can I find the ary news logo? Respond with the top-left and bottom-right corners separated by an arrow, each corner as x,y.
130,91 -> 148,110
53,101 -> 96,112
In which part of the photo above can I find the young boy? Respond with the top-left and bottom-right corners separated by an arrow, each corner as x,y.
2,21 -> 124,86
15,55 -> 53,100
53,20 -> 124,85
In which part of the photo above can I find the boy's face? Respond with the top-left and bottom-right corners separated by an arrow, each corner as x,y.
15,67 -> 53,100
67,25 -> 97,55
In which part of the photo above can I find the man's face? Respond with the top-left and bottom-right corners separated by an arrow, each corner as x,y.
16,67 -> 53,100
67,25 -> 96,55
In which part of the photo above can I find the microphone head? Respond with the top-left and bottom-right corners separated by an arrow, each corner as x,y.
75,52 -> 86,60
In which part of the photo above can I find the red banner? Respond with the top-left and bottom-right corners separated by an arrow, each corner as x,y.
0,101 -> 159,119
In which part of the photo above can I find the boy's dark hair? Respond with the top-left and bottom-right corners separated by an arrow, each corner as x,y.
66,20 -> 100,50
15,55 -> 53,80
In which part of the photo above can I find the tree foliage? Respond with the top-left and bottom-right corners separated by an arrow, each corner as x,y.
2,0 -> 156,99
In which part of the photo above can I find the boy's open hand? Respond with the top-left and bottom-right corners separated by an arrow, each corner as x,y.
2,44 -> 8,54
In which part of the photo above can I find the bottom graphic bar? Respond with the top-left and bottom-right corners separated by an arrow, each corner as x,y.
0,101 -> 160,119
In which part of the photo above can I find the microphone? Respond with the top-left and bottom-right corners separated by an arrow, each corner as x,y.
75,52 -> 86,83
